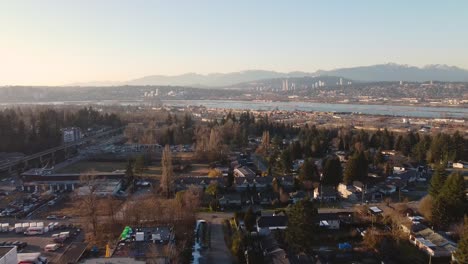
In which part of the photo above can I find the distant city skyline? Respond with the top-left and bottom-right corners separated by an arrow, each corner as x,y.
1,0 -> 467,85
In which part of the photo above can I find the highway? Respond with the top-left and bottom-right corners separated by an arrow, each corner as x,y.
0,127 -> 125,172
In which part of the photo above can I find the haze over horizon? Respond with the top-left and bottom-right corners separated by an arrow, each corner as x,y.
1,0 -> 467,85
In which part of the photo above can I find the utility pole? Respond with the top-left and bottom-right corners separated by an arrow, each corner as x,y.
361,184 -> 367,204
398,187 -> 401,203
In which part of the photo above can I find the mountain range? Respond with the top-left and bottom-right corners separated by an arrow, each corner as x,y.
68,63 -> 468,87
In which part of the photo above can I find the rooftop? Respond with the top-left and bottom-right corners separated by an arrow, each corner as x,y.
113,226 -> 173,259
0,246 -> 15,257
257,216 -> 288,228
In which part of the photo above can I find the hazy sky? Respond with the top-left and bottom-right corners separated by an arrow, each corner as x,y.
1,0 -> 467,85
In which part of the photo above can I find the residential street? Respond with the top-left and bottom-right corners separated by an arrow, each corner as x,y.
198,212 -> 234,264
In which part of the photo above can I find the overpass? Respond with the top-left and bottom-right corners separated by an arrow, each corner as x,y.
0,126 -> 125,173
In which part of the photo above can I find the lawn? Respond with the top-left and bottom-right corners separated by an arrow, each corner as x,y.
185,164 -> 210,176
140,165 -> 162,178
56,161 -> 127,173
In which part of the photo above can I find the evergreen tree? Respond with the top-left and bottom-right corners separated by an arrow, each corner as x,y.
290,140 -> 302,160
280,149 -> 293,173
454,216 -> 468,264
343,151 -> 367,184
428,164 -> 446,197
299,158 -> 319,182
244,207 -> 256,232
322,156 -> 343,187
227,171 -> 234,187
432,173 -> 465,228
373,148 -> 384,166
285,199 -> 318,253
344,156 -> 359,184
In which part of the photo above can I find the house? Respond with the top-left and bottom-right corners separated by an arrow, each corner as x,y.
353,181 -> 365,192
335,151 -> 348,162
258,192 -> 276,206
409,227 -> 457,258
289,191 -> 309,204
337,183 -> 358,201
453,161 -> 468,169
216,167 -> 230,177
292,159 -> 304,172
233,176 -> 294,192
316,213 -> 340,230
313,186 -> 337,201
233,166 -> 256,178
368,206 -> 383,215
401,222 -> 427,235
379,184 -> 397,195
256,216 -> 288,234
260,233 -> 290,264
174,176 -> 224,191
386,170 -> 418,188
219,193 -> 242,207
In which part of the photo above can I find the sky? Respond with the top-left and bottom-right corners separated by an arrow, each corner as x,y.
1,0 -> 467,85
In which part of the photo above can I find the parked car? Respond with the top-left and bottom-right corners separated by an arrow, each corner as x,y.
13,241 -> 28,250
53,237 -> 66,243
44,244 -> 60,252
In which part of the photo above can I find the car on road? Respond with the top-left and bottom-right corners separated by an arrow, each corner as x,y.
46,215 -> 57,220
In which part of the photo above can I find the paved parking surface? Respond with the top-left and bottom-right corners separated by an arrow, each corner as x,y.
0,226 -> 84,263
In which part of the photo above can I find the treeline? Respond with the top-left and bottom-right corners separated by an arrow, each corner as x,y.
284,126 -> 466,166
0,107 -> 122,154
261,124 -> 466,186
131,111 -> 300,161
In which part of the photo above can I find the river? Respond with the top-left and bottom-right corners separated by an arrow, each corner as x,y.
163,100 -> 468,118
1,99 -> 466,118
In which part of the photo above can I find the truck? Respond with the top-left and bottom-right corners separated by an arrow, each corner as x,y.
15,223 -> 23,233
22,222 -> 30,231
17,253 -> 48,264
0,223 -> 9,232
24,227 -> 44,236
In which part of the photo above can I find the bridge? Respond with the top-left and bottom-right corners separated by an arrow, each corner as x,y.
0,126 -> 125,173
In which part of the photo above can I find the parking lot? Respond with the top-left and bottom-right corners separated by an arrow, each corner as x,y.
0,224 -> 84,263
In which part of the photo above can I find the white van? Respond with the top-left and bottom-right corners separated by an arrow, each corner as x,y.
44,243 -> 60,252
59,231 -> 70,238
24,227 -> 43,235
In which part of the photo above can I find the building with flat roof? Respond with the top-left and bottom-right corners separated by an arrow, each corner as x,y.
81,258 -> 146,264
62,127 -> 82,143
234,166 -> 256,178
21,170 -> 125,193
112,226 -> 174,261
0,246 -> 17,264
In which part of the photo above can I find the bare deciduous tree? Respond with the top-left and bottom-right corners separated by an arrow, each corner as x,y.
161,144 -> 174,198
257,130 -> 270,154
78,170 -> 99,238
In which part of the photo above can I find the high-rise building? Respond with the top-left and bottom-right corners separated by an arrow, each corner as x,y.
282,79 -> 289,91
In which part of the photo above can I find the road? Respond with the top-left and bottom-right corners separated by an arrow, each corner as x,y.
0,127 -> 125,172
197,212 -> 234,264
